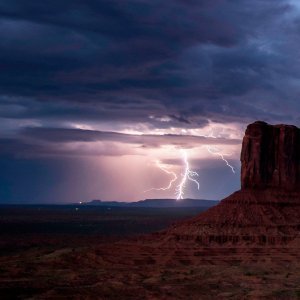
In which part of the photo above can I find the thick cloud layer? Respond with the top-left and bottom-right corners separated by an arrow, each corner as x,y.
0,0 -> 299,202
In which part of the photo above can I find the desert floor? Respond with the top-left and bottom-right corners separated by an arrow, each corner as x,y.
0,205 -> 300,299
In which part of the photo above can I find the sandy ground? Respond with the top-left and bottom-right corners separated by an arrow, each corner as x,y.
1,235 -> 300,299
1,206 -> 300,299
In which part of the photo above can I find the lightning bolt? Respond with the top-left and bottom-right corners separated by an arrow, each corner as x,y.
144,127 -> 235,199
206,146 -> 235,173
144,150 -> 199,200
204,130 -> 236,174
144,160 -> 177,192
176,150 -> 200,200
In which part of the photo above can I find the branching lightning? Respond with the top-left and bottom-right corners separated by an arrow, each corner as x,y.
144,150 -> 199,200
144,160 -> 177,192
206,146 -> 235,173
204,130 -> 236,174
144,128 -> 235,199
175,150 -> 199,200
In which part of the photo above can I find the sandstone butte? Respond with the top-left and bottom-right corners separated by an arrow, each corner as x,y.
163,121 -> 300,248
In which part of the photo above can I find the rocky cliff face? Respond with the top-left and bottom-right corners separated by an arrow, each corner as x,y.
241,121 -> 300,191
165,121 -> 300,247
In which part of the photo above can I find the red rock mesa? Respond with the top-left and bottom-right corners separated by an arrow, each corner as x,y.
241,121 -> 300,191
166,121 -> 300,247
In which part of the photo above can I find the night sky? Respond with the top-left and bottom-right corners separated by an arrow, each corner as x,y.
0,0 -> 300,203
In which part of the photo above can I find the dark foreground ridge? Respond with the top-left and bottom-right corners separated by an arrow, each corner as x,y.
165,121 -> 300,247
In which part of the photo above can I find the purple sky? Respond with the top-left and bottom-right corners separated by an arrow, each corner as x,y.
0,0 -> 300,203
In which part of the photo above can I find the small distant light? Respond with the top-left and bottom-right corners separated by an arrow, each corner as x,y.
75,207 -> 79,211
79,201 -> 82,204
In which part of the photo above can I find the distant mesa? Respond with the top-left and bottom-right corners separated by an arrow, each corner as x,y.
166,121 -> 300,247
129,199 -> 219,208
84,198 -> 219,208
85,199 -> 125,207
88,199 -> 102,204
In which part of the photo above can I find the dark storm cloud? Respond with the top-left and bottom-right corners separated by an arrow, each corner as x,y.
0,125 -> 240,158
0,136 -> 131,157
21,126 -> 240,146
0,0 -> 297,130
0,96 -> 211,131
0,0 -> 237,100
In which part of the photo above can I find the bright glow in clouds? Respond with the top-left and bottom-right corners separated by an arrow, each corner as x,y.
68,121 -> 240,201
